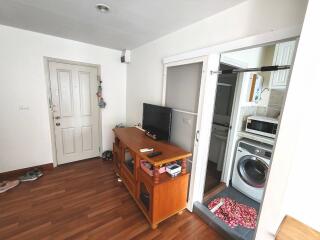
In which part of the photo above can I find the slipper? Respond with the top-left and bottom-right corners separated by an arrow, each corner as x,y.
19,171 -> 38,182
0,180 -> 20,193
31,169 -> 43,178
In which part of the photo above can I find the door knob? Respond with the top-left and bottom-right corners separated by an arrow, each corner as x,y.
56,122 -> 60,126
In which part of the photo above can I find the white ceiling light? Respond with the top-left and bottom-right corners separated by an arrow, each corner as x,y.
96,4 -> 110,13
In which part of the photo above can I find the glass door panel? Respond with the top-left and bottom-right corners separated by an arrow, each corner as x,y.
124,149 -> 134,175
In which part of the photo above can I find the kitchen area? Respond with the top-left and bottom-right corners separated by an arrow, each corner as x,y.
236,41 -> 296,146
204,40 -> 296,196
200,39 -> 297,240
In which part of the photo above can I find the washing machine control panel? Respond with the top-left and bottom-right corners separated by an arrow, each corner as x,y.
239,141 -> 272,160
264,151 -> 272,158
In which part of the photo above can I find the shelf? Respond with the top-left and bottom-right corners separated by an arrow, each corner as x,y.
139,182 -> 150,211
139,167 -> 187,186
237,131 -> 275,145
124,158 -> 134,174
124,149 -> 135,175
113,127 -> 190,229
114,127 -> 191,167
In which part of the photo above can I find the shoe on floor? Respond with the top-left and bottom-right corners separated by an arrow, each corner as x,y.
19,168 -> 44,182
0,180 -> 20,193
32,169 -> 43,178
19,171 -> 38,182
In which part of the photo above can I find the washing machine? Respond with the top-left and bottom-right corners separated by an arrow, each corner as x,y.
232,139 -> 272,202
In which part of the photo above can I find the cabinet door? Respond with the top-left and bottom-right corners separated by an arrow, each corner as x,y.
113,143 -> 121,174
270,41 -> 296,89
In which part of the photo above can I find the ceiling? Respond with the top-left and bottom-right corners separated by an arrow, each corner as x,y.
0,0 -> 246,50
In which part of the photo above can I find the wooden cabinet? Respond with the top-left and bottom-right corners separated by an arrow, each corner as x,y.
112,127 -> 191,229
270,41 -> 296,89
112,138 -> 121,176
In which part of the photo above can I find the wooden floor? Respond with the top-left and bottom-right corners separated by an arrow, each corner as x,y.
204,161 -> 222,194
0,158 -> 225,240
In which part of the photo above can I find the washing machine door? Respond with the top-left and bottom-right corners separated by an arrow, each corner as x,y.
237,155 -> 268,188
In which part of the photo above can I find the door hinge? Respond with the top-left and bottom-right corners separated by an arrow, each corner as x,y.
99,147 -> 101,153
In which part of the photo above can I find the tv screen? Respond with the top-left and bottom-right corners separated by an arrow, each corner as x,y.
142,103 -> 172,141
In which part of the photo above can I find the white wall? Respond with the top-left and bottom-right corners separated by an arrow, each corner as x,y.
256,0 -> 320,238
0,25 -> 126,173
224,45 -> 279,110
126,0 -> 308,126
222,47 -> 265,68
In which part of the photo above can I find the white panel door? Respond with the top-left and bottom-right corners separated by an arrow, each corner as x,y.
49,62 -> 100,165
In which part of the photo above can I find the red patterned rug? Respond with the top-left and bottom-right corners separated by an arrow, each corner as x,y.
208,197 -> 257,229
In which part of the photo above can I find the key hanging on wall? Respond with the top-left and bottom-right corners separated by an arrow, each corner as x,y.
96,76 -> 106,108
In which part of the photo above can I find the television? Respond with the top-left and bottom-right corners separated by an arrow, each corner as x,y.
142,103 -> 172,141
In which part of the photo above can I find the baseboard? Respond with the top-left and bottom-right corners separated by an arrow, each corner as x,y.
0,163 -> 54,181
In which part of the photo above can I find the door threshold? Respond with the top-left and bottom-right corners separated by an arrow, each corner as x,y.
203,182 -> 226,202
57,156 -> 102,166
195,186 -> 259,240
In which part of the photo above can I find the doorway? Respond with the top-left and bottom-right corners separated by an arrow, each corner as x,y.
204,63 -> 238,195
48,60 -> 101,165
162,57 -> 208,177
195,40 -> 297,239
162,27 -> 300,239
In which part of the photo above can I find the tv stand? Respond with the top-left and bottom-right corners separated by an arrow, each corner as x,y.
112,127 -> 191,229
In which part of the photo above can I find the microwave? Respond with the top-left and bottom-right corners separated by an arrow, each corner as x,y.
245,116 -> 278,138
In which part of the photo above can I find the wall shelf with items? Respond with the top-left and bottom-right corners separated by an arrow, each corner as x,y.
237,131 -> 275,145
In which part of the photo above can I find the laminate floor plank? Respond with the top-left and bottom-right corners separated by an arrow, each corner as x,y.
0,158 -> 225,240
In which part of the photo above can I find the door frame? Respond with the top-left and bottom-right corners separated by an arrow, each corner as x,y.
162,56 -> 211,211
218,60 -> 247,185
162,26 -> 301,211
43,57 -> 102,167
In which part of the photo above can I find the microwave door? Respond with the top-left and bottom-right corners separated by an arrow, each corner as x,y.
247,120 -> 277,138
